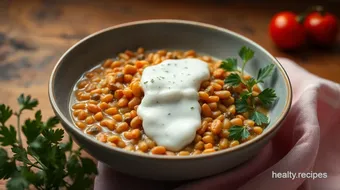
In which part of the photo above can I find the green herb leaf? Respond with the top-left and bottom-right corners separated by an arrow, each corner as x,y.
59,136 -> 73,152
42,128 -> 64,143
29,136 -> 46,150
6,173 -> 29,190
258,88 -> 277,106
220,58 -> 238,71
44,116 -> 60,129
246,77 -> 257,89
22,119 -> 41,144
0,125 -> 17,146
235,98 -> 249,113
35,110 -> 42,124
238,46 -> 255,63
251,111 -> 269,125
0,94 -> 97,189
0,104 -> 12,126
47,146 -> 58,166
21,167 -> 41,185
257,64 -> 275,83
240,91 -> 252,99
228,126 -> 250,141
224,73 -> 241,86
67,155 -> 81,179
0,160 -> 16,179
17,94 -> 38,111
12,146 -> 31,164
0,148 -> 8,167
81,158 -> 98,175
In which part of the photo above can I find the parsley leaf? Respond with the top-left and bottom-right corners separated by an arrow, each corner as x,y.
6,173 -> 29,190
224,73 -> 242,86
0,104 -> 12,125
257,64 -> 275,83
34,110 -> 42,124
42,128 -> 64,143
220,58 -> 238,71
238,46 -> 255,63
0,161 -> 16,179
0,148 -> 8,162
229,126 -> 250,141
251,111 -> 269,125
44,116 -> 60,129
0,94 -> 98,189
22,119 -> 41,144
21,167 -> 42,186
28,136 -> 46,150
17,94 -> 38,111
258,88 -> 277,106
0,125 -> 17,146
59,136 -> 73,152
240,91 -> 252,99
235,92 -> 252,113
81,157 -> 98,175
67,155 -> 81,179
12,146 -> 31,164
235,98 -> 248,113
246,77 -> 257,89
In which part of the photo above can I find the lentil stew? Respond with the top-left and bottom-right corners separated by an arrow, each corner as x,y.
70,48 -> 268,156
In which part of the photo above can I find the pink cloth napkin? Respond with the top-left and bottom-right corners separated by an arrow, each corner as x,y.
94,58 -> 340,190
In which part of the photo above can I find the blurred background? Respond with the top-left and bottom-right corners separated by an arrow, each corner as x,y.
0,0 -> 339,87
0,1 -> 339,184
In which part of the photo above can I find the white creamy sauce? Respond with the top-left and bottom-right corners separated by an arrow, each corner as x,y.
137,58 -> 210,151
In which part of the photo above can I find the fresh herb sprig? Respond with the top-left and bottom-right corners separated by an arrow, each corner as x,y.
0,94 -> 97,190
220,46 -> 277,141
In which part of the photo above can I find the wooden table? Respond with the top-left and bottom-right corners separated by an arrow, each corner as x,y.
0,0 -> 339,187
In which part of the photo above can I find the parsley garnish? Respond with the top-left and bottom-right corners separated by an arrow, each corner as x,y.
0,94 -> 97,190
235,98 -> 249,113
238,46 -> 255,63
250,111 -> 269,125
257,64 -> 275,83
258,88 -> 277,106
221,46 -> 278,126
224,73 -> 241,86
228,126 -> 250,141
220,58 -> 238,71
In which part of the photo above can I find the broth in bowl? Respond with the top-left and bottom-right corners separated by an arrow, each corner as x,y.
70,47 -> 271,156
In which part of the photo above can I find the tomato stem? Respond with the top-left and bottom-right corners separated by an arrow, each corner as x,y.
297,5 -> 326,24
296,15 -> 305,24
313,5 -> 326,16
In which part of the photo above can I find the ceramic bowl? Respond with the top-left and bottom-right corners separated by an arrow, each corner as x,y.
48,19 -> 292,181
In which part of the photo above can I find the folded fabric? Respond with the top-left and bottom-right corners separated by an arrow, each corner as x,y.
94,58 -> 340,190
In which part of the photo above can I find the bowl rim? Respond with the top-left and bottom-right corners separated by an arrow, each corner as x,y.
48,19 -> 292,160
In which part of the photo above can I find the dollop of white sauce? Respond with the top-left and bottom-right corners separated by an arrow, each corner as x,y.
137,58 -> 210,151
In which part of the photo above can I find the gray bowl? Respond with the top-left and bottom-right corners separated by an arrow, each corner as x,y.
48,19 -> 292,181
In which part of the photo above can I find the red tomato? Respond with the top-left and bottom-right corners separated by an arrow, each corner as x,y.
304,12 -> 338,46
269,12 -> 306,50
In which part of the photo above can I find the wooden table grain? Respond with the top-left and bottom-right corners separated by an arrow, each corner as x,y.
0,0 -> 339,188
